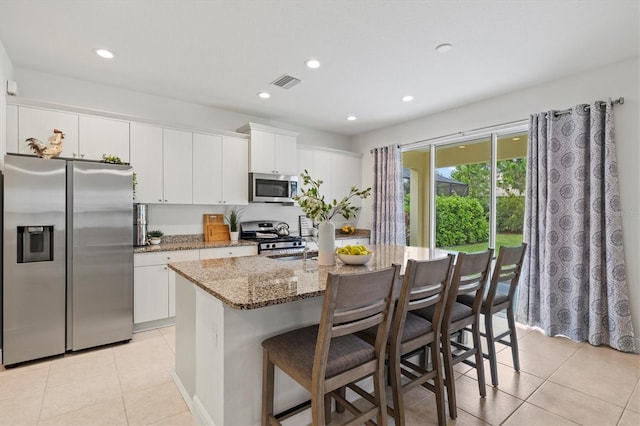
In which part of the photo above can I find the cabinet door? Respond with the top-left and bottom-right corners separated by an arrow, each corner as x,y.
274,134 -> 297,175
130,123 -> 164,204
18,107 -> 79,157
6,104 -> 18,154
200,245 -> 257,259
345,155 -> 364,208
313,150 -> 333,201
79,115 -> 130,162
163,129 -> 193,204
134,264 -> 169,323
297,147 -> 314,179
249,130 -> 275,173
222,136 -> 249,205
193,133 -> 223,205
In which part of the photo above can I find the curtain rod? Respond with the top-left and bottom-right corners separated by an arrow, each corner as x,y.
552,97 -> 624,117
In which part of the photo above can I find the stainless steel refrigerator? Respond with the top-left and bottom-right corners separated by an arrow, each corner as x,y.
2,154 -> 133,366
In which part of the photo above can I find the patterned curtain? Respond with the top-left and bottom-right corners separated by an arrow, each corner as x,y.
517,100 -> 635,352
372,145 -> 406,245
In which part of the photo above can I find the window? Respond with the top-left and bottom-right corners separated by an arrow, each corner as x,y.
402,126 -> 528,257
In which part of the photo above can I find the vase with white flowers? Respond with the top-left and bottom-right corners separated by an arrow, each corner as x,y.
294,170 -> 371,265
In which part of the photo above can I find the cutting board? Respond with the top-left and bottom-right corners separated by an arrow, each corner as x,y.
203,214 -> 229,242
204,223 -> 230,242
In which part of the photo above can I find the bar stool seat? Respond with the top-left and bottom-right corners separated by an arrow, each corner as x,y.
262,325 -> 375,381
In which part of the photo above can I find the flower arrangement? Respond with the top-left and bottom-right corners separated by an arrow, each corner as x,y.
294,170 -> 371,222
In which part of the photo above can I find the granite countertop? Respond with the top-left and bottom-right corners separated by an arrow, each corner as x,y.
135,239 -> 257,253
168,244 -> 449,310
135,229 -> 370,253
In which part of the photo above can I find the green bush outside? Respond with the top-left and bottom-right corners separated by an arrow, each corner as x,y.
496,195 -> 524,233
435,195 -> 489,246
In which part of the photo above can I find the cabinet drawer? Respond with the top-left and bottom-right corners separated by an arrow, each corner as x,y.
134,249 -> 200,267
200,245 -> 257,259
336,238 -> 370,247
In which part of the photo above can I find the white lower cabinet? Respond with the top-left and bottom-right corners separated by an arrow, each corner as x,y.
336,237 -> 370,248
134,245 -> 257,329
134,250 -> 199,325
200,245 -> 257,259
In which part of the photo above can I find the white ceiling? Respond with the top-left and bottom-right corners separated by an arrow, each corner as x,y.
0,0 -> 638,136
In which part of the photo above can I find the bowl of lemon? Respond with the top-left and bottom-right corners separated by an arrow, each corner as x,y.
336,245 -> 373,265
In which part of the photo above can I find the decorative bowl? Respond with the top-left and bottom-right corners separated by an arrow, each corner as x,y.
337,252 -> 373,265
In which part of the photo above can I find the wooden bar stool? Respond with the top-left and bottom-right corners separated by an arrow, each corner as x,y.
261,264 -> 401,426
415,249 -> 493,420
359,255 -> 454,426
457,244 -> 527,386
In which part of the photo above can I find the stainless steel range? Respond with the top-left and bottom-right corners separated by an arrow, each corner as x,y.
239,220 -> 306,255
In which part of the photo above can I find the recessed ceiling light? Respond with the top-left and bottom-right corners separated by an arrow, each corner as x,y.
94,48 -> 115,59
435,43 -> 453,53
402,95 -> 414,102
257,92 -> 271,99
347,116 -> 357,121
305,59 -> 321,69
458,145 -> 466,149
512,137 -> 521,141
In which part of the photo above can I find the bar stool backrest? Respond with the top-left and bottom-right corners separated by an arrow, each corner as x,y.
313,264 -> 401,383
446,250 -> 494,318
393,255 -> 455,340
485,244 -> 527,308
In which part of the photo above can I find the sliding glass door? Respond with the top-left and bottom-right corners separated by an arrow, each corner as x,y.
402,126 -> 528,255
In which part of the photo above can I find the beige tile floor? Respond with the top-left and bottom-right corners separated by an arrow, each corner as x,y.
0,322 -> 638,425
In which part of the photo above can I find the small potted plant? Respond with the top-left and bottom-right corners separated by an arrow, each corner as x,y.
147,230 -> 164,245
224,208 -> 243,241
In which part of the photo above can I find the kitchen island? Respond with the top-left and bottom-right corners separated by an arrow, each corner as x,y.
168,244 -> 448,426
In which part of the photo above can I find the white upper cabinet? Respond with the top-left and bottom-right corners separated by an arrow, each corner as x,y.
193,134 -> 248,205
13,107 -> 130,162
16,106 -> 79,157
193,133 -> 223,205
130,123 -> 164,204
79,115 -> 130,162
221,136 -> 249,205
5,104 -> 18,155
297,146 -> 363,206
237,122 -> 298,175
163,129 -> 193,204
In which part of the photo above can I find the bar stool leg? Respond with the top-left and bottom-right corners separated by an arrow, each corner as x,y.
471,322 -> 487,397
262,350 -> 275,426
311,389 -> 326,426
507,306 -> 520,371
484,312 -> 499,387
390,348 -> 404,426
373,363 -> 388,426
441,331 -> 457,419
430,340 -> 447,426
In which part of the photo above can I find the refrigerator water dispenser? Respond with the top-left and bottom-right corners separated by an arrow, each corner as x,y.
17,226 -> 54,263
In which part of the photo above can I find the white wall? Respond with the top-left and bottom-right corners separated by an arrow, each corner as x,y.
351,57 -> 640,350
8,67 -> 352,236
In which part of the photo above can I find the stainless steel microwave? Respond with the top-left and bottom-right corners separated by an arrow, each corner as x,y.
249,173 -> 298,203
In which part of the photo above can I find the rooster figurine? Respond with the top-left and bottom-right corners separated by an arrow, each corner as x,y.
26,128 -> 64,159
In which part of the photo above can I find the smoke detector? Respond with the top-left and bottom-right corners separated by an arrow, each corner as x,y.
270,74 -> 302,89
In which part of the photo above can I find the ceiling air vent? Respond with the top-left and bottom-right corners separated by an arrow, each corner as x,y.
270,74 -> 302,89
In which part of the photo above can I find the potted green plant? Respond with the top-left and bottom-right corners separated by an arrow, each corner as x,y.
147,230 -> 164,245
224,208 -> 243,241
